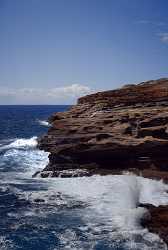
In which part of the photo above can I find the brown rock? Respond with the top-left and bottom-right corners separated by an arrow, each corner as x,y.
140,204 -> 168,245
36,78 -> 168,246
37,78 -> 168,181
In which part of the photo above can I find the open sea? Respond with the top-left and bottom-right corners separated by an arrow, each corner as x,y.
0,105 -> 168,250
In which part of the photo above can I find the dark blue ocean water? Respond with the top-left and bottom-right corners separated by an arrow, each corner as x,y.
0,105 -> 68,140
0,105 -> 167,250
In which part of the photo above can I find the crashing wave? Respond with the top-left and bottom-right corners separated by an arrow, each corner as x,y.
0,137 -> 38,151
0,136 -> 49,181
1,136 -> 168,249
37,120 -> 50,127
17,174 -> 168,249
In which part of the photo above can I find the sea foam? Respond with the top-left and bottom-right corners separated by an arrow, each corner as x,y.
37,119 -> 50,127
1,136 -> 168,249
8,136 -> 38,148
0,137 -> 38,151
0,136 -> 49,181
43,175 -> 168,249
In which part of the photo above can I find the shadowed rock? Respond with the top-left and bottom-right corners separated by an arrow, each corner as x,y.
140,203 -> 168,245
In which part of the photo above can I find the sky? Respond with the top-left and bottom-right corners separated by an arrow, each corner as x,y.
0,0 -> 168,104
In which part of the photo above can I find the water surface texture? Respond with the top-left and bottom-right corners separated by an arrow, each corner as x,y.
0,105 -> 168,250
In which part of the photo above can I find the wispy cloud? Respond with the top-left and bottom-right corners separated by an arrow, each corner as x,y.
137,19 -> 168,44
137,20 -> 166,26
0,84 -> 93,104
158,32 -> 168,43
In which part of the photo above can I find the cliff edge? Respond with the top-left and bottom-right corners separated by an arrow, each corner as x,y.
37,78 -> 168,245
38,78 -> 168,180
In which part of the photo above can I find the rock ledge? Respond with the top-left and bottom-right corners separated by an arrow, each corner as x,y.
38,78 -> 168,180
37,78 -> 168,245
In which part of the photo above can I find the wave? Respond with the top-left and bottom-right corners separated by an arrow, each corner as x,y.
39,175 -> 168,230
37,119 -> 50,127
0,137 -> 38,151
0,142 -> 168,250
9,136 -> 38,148
15,174 -> 168,249
0,136 -> 49,180
0,236 -> 13,250
0,136 -> 168,249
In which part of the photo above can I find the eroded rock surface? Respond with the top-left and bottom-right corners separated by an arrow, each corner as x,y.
37,78 -> 168,245
140,204 -> 168,245
38,78 -> 168,180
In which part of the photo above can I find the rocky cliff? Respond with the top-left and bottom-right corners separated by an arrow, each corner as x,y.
37,78 -> 168,180
37,78 -> 168,245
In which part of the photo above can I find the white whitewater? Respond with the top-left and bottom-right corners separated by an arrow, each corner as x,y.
25,173 -> 168,249
1,137 -> 168,249
0,137 -> 49,180
48,175 -> 168,228
0,136 -> 38,151
9,136 -> 38,148
47,175 -> 168,249
37,119 -> 50,127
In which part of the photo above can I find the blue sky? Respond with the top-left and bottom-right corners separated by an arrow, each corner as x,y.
0,0 -> 168,104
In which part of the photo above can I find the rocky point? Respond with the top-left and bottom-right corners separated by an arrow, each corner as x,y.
37,78 -> 168,179
37,78 -> 168,245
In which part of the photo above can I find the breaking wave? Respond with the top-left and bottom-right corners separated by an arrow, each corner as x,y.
37,119 -> 50,127
0,137 -> 49,180
12,174 -> 168,250
0,136 -> 38,151
0,137 -> 168,249
8,136 -> 38,148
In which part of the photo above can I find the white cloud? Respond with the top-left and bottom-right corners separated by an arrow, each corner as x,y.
47,84 -> 91,98
137,20 -> 168,44
0,84 -> 93,104
158,33 -> 168,43
137,20 -> 166,26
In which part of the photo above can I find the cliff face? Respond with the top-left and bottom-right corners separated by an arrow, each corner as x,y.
38,78 -> 168,179
37,78 -> 168,245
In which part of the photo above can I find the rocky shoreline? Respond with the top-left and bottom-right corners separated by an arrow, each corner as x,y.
37,78 -> 168,245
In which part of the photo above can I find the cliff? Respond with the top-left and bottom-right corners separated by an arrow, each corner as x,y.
36,78 -> 168,245
37,78 -> 168,180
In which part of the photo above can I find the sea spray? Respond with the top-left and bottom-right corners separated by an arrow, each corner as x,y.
0,137 -> 168,249
0,137 -> 49,181
7,136 -> 38,148
37,119 -> 50,127
0,137 -> 38,151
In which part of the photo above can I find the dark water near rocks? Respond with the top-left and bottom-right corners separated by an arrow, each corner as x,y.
0,105 -> 168,250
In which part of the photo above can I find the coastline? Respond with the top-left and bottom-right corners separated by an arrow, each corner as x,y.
37,78 -> 168,245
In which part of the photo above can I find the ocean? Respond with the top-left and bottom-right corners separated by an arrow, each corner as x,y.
0,105 -> 168,250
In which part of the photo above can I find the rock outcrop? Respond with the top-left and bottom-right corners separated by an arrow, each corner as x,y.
37,78 -> 168,179
140,204 -> 168,245
37,78 -> 168,245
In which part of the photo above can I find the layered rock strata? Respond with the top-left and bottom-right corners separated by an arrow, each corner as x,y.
38,78 -> 168,180
37,78 -> 168,245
